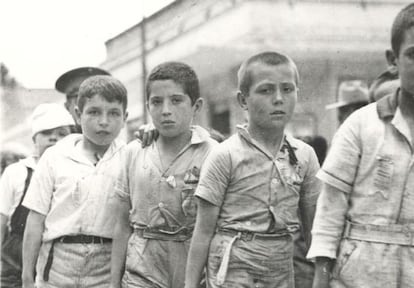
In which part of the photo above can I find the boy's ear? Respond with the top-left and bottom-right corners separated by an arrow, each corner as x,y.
74,106 -> 82,125
237,91 -> 248,110
386,49 -> 397,68
123,111 -> 129,122
192,98 -> 204,114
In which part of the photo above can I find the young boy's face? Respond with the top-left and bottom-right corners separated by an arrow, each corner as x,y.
34,126 -> 71,156
395,26 -> 414,95
239,62 -> 298,132
147,79 -> 202,138
76,94 -> 127,148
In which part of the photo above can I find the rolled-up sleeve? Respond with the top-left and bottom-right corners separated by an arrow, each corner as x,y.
318,113 -> 361,194
307,113 -> 362,259
114,145 -> 133,202
195,144 -> 231,207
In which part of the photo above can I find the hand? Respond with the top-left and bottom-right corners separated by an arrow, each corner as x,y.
134,123 -> 158,148
312,257 -> 333,288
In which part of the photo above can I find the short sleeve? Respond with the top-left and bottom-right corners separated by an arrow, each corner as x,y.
114,143 -> 135,202
22,151 -> 55,215
317,112 -> 362,193
195,144 -> 231,207
299,146 -> 322,207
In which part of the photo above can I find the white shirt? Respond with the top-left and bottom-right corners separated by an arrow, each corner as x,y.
23,134 -> 126,241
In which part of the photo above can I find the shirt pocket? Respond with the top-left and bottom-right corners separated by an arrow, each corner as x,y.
370,155 -> 394,200
332,239 -> 359,280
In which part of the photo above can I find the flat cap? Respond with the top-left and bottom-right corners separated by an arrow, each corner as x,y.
55,67 -> 110,96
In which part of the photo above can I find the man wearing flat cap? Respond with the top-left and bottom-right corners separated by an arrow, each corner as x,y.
326,80 -> 369,126
55,67 -> 110,132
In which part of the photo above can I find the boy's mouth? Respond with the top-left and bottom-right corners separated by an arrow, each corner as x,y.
270,110 -> 285,115
96,131 -> 110,135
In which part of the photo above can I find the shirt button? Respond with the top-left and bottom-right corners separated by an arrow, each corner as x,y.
271,178 -> 279,185
158,202 -> 164,208
246,221 -> 251,226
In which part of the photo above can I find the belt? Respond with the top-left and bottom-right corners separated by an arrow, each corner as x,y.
134,227 -> 192,242
215,228 -> 291,285
217,228 -> 290,241
344,221 -> 414,246
56,235 -> 112,244
42,235 -> 111,282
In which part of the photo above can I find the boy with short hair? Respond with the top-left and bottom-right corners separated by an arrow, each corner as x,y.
22,75 -> 128,288
308,4 -> 414,287
110,61 -> 217,288
185,51 -> 321,288
0,103 -> 74,288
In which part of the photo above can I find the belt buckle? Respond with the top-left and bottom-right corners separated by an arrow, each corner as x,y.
241,231 -> 255,241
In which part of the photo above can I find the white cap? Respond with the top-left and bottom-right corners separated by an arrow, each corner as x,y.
326,80 -> 369,110
31,103 -> 75,137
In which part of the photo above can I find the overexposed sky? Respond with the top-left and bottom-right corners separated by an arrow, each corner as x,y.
0,0 -> 174,88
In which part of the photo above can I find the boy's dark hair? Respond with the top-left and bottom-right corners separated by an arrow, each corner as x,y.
77,75 -> 128,112
368,67 -> 399,102
237,51 -> 299,96
146,62 -> 200,105
391,3 -> 414,56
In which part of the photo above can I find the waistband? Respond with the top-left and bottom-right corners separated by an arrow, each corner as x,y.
216,228 -> 290,241
55,235 -> 112,244
133,227 -> 192,242
344,221 -> 414,246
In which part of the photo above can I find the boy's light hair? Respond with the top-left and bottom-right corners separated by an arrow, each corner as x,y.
146,62 -> 200,105
391,3 -> 414,56
77,75 -> 128,112
237,51 -> 300,96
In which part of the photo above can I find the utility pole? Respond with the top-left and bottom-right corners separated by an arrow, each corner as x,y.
141,16 -> 148,124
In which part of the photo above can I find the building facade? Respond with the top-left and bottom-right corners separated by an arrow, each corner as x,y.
102,0 -> 410,142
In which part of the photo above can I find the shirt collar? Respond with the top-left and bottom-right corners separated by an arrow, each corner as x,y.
21,156 -> 37,169
236,124 -> 294,160
189,125 -> 212,145
376,88 -> 399,119
59,134 -> 125,164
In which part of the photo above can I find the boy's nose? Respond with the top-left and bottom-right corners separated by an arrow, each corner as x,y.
99,115 -> 109,126
161,102 -> 172,115
272,89 -> 284,104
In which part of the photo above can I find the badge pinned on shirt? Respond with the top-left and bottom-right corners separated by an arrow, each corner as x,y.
165,175 -> 176,188
184,166 -> 200,184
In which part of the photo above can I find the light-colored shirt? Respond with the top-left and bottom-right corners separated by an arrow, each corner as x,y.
22,134 -> 126,242
308,90 -> 414,259
195,125 -> 320,233
115,126 -> 217,232
0,157 -> 36,227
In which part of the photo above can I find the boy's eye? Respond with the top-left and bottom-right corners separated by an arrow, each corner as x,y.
40,130 -> 53,136
282,86 -> 294,93
258,86 -> 274,94
150,99 -> 162,105
171,97 -> 183,104
109,111 -> 121,117
88,110 -> 99,115
58,130 -> 70,137
406,49 -> 414,59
